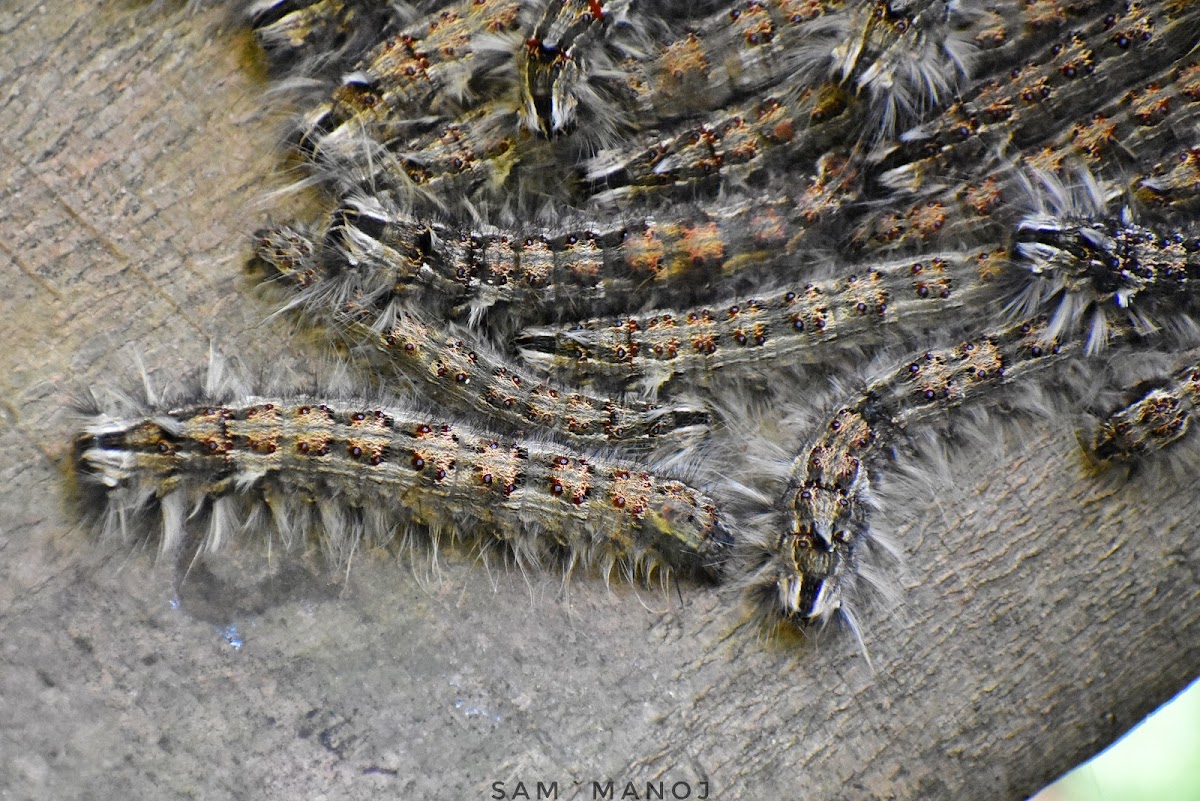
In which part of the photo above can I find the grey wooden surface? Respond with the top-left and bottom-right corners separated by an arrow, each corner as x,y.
1,2 -> 1197,799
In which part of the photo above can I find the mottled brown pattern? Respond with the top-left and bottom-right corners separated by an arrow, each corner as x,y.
519,247 -> 999,389
80,396 -> 729,575
1092,352 -> 1200,461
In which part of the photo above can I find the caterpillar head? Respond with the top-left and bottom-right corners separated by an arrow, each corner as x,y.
74,411 -> 203,493
785,478 -> 870,620
1014,213 -> 1200,352
742,477 -> 873,634
1007,170 -> 1197,352
1090,381 -> 1195,466
251,224 -> 322,289
70,413 -> 186,551
72,406 -> 237,555
735,401 -> 880,634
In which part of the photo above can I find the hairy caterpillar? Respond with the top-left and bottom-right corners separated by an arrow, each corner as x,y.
251,224 -> 712,449
307,102 -> 555,215
583,45 -> 1040,211
302,0 -> 956,205
520,165 -> 1197,401
851,70 -> 1193,256
308,0 -> 977,208
579,0 -> 987,202
295,0 -> 523,160
267,0 -> 1144,215
276,0 -> 648,207
591,0 -> 1178,205
1012,187 -> 1200,353
602,0 -> 985,145
516,246 -> 1010,394
845,171 -> 1014,254
586,127 -> 997,264
324,191 -> 827,330
74,378 -> 733,586
267,0 -> 638,209
880,43 -> 1200,197
515,0 -> 635,137
600,0 -> 845,126
583,85 -> 861,206
248,0 -> 413,75
739,316 -> 1093,633
574,37 -> 1200,261
877,1 -> 1199,181
297,69 -> 615,213
318,80 -> 835,212
1089,350 -> 1200,463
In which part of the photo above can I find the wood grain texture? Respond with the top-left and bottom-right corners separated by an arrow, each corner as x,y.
0,2 -> 1197,799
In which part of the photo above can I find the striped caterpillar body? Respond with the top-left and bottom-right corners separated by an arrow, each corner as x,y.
583,86 -> 860,206
601,0 -> 1189,207
517,246 -> 1010,394
316,81 -> 840,211
1088,349 -> 1200,465
501,171 -> 1185,400
251,225 -> 712,450
881,41 -> 1200,198
858,74 -> 1200,258
877,0 -> 1199,181
358,103 -> 583,213
845,170 -> 1013,255
580,0 -> 1042,204
582,45 -> 1200,262
856,162 -> 1169,273
326,192 -> 820,329
742,316 -> 1089,631
601,0 -> 845,126
852,64 -> 1196,256
291,0 -> 973,205
274,1 -> 629,207
297,0 -> 524,157
75,389 -> 733,585
587,118 -> 1002,258
353,305 -> 714,449
612,0 -> 983,139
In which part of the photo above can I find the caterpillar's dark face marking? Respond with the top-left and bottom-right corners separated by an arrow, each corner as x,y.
779,483 -> 864,623
771,418 -> 873,624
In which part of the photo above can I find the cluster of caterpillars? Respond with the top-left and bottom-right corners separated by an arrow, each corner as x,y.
75,0 -> 1200,641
